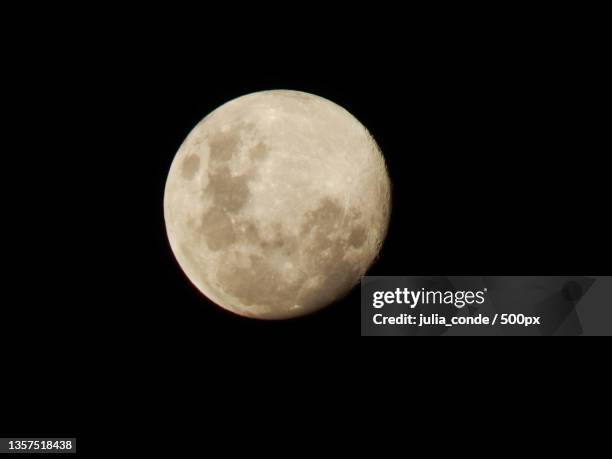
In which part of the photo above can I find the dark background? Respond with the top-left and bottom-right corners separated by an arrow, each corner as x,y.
3,6 -> 609,450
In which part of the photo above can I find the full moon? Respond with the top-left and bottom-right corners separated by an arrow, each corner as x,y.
164,90 -> 391,319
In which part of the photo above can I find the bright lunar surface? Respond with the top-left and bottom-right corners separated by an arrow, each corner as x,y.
164,90 -> 391,319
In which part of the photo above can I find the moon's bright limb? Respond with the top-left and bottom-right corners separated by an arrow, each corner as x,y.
164,90 -> 391,319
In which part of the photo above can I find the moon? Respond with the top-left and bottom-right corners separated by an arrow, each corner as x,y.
164,90 -> 391,319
